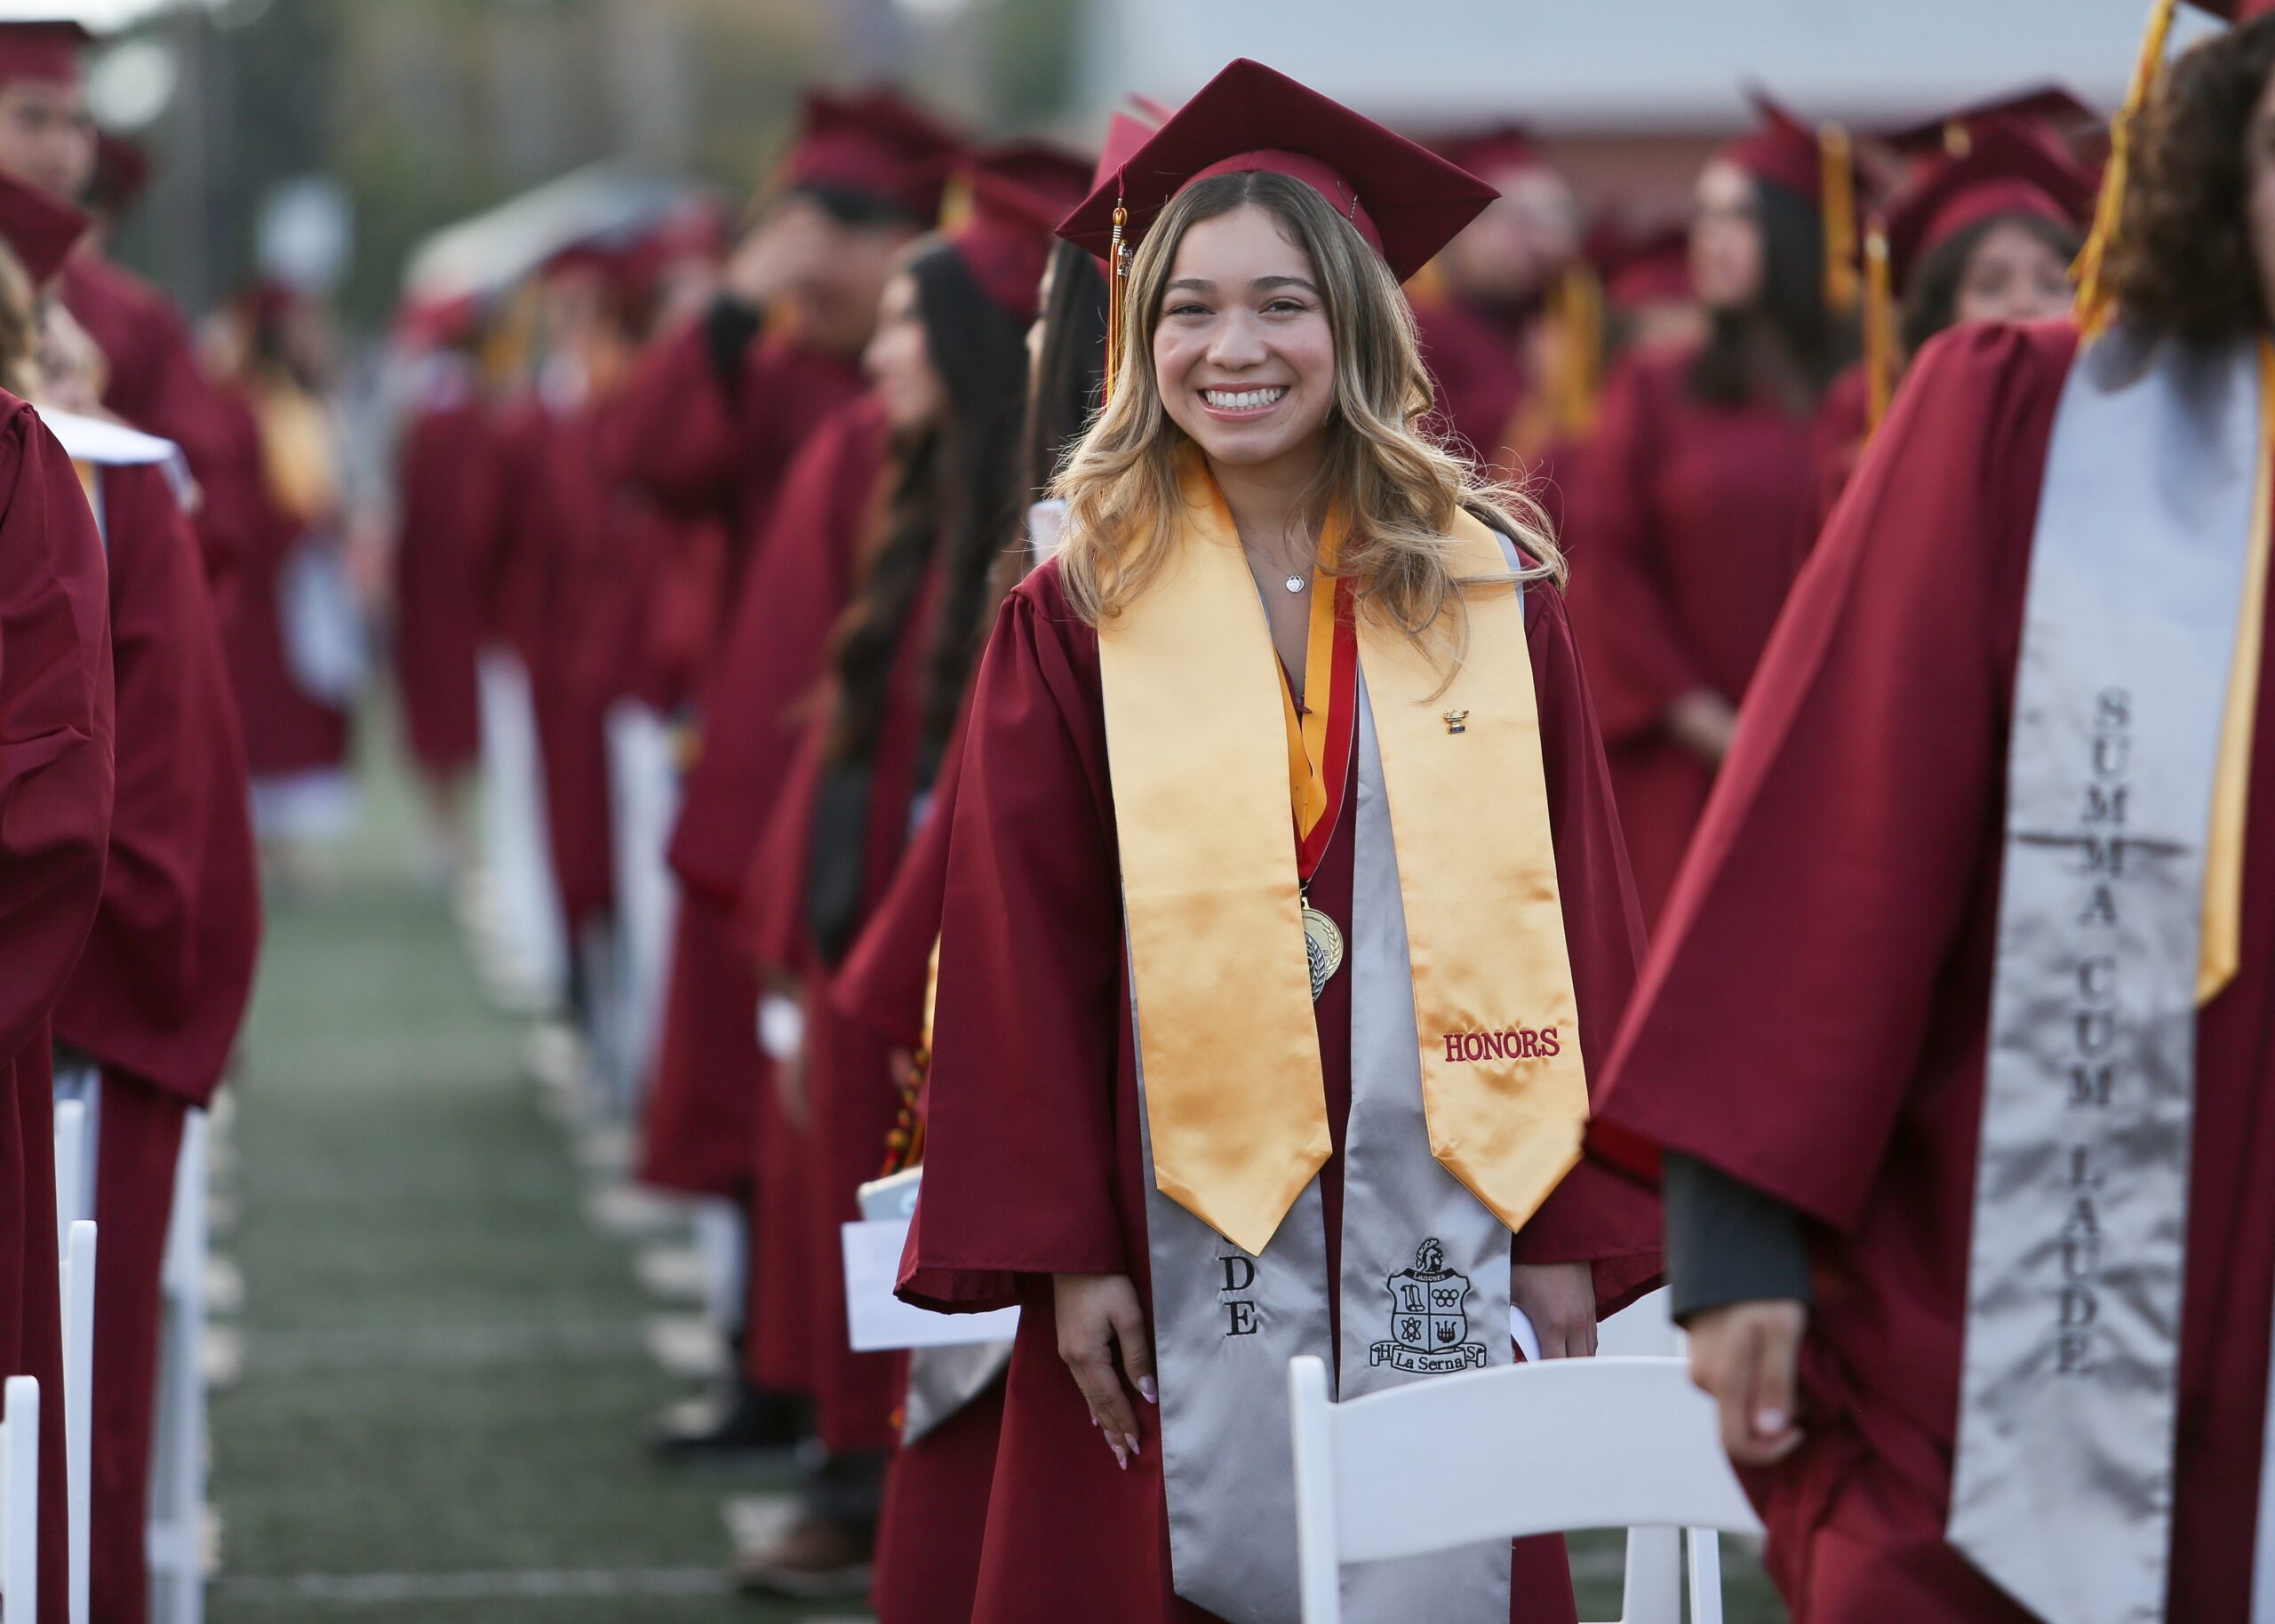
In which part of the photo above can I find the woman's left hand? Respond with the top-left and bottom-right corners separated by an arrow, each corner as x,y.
1511,1262 -> 1597,1359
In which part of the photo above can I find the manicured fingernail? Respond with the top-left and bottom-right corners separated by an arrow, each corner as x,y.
1756,1409 -> 1787,1433
1138,1377 -> 1158,1403
1109,1439 -> 1127,1469
1124,1433 -> 1141,1457
1089,1413 -> 1098,1427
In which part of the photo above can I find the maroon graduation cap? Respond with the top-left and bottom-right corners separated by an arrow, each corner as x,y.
944,140 -> 1096,322
778,86 -> 966,223
1432,123 -> 1550,181
0,20 -> 86,88
1880,84 -> 2100,160
1058,58 -> 1498,283
0,164 -> 88,287
2192,0 -> 2275,19
1883,115 -> 2096,290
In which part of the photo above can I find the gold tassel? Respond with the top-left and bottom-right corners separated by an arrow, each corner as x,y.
2074,0 -> 2181,336
1103,200 -> 1130,407
1819,123 -> 1860,314
1944,117 -> 1972,159
1863,219 -> 1895,440
1549,260 -> 1604,444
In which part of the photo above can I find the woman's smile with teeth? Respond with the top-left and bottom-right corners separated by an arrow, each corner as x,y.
1202,386 -> 1288,411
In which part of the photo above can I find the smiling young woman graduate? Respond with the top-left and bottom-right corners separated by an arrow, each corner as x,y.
0,170 -> 262,1624
1591,6 -> 2275,1620
1559,95 -> 1859,924
897,60 -> 1658,1624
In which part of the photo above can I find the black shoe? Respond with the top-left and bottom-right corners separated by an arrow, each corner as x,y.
650,1383 -> 811,1461
730,1514 -> 874,1599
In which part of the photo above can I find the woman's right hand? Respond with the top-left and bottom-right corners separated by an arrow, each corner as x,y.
1053,1272 -> 1156,1471
1665,689 -> 1739,766
1685,1297 -> 1808,1467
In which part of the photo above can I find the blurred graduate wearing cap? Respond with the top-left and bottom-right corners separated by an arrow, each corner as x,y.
1592,6 -> 2275,1620
1409,125 -> 1589,483
1559,91 -> 1864,925
722,137 -> 1089,1601
899,60 -> 1657,1623
1805,103 -> 2097,526
0,20 -> 256,586
805,131 -> 1114,1621
0,166 -> 262,1624
618,85 -> 957,1295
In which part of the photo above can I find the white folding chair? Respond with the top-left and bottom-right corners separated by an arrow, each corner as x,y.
1289,1354 -> 1762,1624
146,1111 -> 206,1624
1,1375 -> 39,1620
59,1220 -> 93,1624
52,1100 -> 84,1246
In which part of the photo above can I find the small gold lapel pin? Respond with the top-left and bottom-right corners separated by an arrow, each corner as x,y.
1442,709 -> 1469,735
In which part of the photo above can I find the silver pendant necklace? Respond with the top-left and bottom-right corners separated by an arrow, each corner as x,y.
1282,572 -> 1306,594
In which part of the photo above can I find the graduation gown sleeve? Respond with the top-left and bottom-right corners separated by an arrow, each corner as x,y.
898,577 -> 1129,1312
52,464 -> 259,1104
1506,582 -> 1662,1310
0,399 -> 115,1063
1591,322 -> 2076,1229
601,309 -> 741,521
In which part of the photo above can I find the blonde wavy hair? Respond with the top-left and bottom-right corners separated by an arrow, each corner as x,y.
1052,169 -> 1561,663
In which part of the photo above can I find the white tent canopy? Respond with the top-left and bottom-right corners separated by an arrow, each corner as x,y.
399,163 -> 709,306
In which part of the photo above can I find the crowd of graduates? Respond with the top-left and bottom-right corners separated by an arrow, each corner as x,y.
364,22 -> 2147,1622
0,0 -> 2261,1620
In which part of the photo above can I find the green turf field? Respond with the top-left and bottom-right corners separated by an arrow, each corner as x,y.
204,707 -> 1785,1621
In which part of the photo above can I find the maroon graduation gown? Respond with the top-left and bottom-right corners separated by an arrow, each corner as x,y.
901,561 -> 1660,1623
391,386 -> 499,777
56,250 -> 252,585
1559,346 -> 1819,921
602,315 -> 866,609
0,397 -> 117,1624
738,564 -> 943,1454
1802,362 -> 1871,545
1415,298 -> 1531,471
832,710 -> 1009,1621
51,460 -> 259,1624
1590,320 -> 2275,1623
635,399 -> 886,1198
208,386 -> 352,780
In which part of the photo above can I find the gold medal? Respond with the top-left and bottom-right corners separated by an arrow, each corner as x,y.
1302,902 -> 1345,1001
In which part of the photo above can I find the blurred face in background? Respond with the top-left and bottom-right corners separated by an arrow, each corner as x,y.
0,76 -> 92,203
1690,159 -> 1766,314
1953,218 -> 2074,327
785,193 -> 920,356
863,268 -> 945,433
1441,164 -> 1581,306
2250,62 -> 2275,321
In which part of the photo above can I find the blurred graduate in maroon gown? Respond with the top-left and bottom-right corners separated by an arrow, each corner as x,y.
389,293 -> 498,881
1595,10 -> 2275,1620
0,171 -> 262,1624
1806,92 -> 2095,527
1560,95 -> 1860,921
902,62 -> 1657,1624
618,88 -> 955,1230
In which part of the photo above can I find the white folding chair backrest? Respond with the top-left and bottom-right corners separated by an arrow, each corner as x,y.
148,1111 -> 207,1624
52,1101 -> 84,1250
1,1374 -> 38,1619
1289,1354 -> 1761,1624
60,1220 -> 94,1624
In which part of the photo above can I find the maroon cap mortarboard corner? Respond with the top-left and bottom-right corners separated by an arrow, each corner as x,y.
779,87 -> 965,224
2193,0 -> 2275,20
1058,59 -> 1499,286
0,20 -> 87,88
1883,115 -> 2096,290
1880,84 -> 2101,160
943,140 -> 1096,322
0,165 -> 89,288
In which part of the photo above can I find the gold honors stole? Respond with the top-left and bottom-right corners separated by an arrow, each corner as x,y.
1096,460 -> 1588,1254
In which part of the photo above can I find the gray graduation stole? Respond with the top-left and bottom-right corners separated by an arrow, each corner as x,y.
1948,327 -> 2263,1624
1134,675 -> 1516,1624
902,1340 -> 1012,1445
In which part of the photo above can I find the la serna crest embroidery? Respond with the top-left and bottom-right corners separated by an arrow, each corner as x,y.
1369,1238 -> 1489,1373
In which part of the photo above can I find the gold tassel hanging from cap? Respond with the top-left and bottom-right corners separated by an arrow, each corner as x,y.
1944,118 -> 1973,159
1820,123 -> 1861,314
1863,218 -> 1896,438
2074,0 -> 2181,336
1545,260 -> 1604,446
1103,200 -> 1131,406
